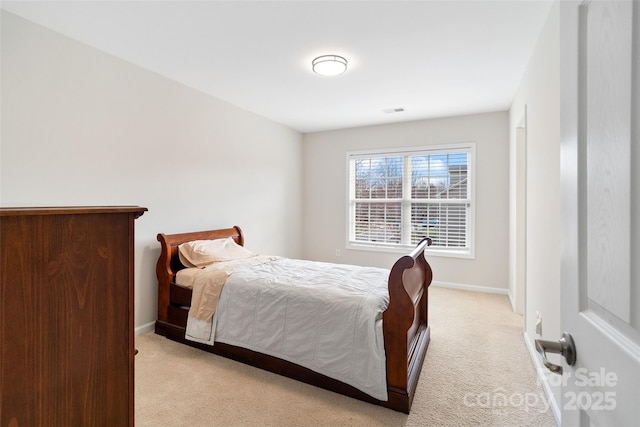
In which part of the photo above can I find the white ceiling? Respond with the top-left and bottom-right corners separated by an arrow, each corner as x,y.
1,1 -> 554,133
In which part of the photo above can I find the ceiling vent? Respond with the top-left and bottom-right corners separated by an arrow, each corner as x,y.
382,107 -> 405,114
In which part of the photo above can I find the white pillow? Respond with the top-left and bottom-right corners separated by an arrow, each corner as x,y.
178,237 -> 254,268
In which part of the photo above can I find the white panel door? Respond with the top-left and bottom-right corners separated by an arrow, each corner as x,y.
560,1 -> 640,426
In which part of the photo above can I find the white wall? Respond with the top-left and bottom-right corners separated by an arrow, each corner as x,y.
1,6 -> 553,349
302,112 -> 510,292
509,1 -> 561,415
0,11 -> 304,332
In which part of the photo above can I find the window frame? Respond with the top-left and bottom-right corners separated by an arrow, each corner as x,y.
346,142 -> 476,259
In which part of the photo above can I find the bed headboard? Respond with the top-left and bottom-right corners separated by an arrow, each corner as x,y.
155,226 -> 244,322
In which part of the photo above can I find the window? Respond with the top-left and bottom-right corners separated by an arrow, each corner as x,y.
347,143 -> 475,258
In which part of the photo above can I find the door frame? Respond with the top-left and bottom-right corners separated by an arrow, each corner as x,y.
514,106 -> 527,317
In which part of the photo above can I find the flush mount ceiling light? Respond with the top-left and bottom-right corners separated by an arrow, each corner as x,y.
312,55 -> 348,76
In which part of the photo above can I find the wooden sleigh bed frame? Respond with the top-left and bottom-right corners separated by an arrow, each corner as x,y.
154,226 -> 433,413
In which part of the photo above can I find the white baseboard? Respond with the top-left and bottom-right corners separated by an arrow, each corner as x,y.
135,321 -> 156,336
431,280 -> 509,295
508,289 -> 516,311
523,332 -> 561,426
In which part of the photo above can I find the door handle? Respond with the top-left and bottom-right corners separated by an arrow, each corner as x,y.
534,332 -> 576,375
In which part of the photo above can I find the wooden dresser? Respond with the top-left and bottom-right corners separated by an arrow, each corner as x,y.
0,206 -> 146,426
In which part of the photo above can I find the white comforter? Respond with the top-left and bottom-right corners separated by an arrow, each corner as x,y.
184,258 -> 391,400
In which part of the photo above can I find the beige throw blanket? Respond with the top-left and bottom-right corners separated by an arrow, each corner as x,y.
176,255 -> 280,344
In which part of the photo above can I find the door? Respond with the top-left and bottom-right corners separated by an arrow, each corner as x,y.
560,1 -> 640,426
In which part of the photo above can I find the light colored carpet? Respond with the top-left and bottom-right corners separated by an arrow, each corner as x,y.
135,286 -> 557,426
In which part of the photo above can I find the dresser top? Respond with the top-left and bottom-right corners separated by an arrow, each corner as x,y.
0,206 -> 147,217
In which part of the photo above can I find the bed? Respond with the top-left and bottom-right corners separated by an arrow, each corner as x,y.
154,226 -> 433,413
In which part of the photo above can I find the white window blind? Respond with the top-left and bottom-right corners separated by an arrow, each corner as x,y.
347,143 -> 475,258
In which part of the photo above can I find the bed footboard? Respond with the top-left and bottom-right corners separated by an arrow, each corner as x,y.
383,237 -> 433,413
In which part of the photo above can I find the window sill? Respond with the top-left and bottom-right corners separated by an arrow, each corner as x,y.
346,242 -> 475,259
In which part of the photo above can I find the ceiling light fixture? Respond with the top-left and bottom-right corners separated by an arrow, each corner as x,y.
312,55 -> 348,76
